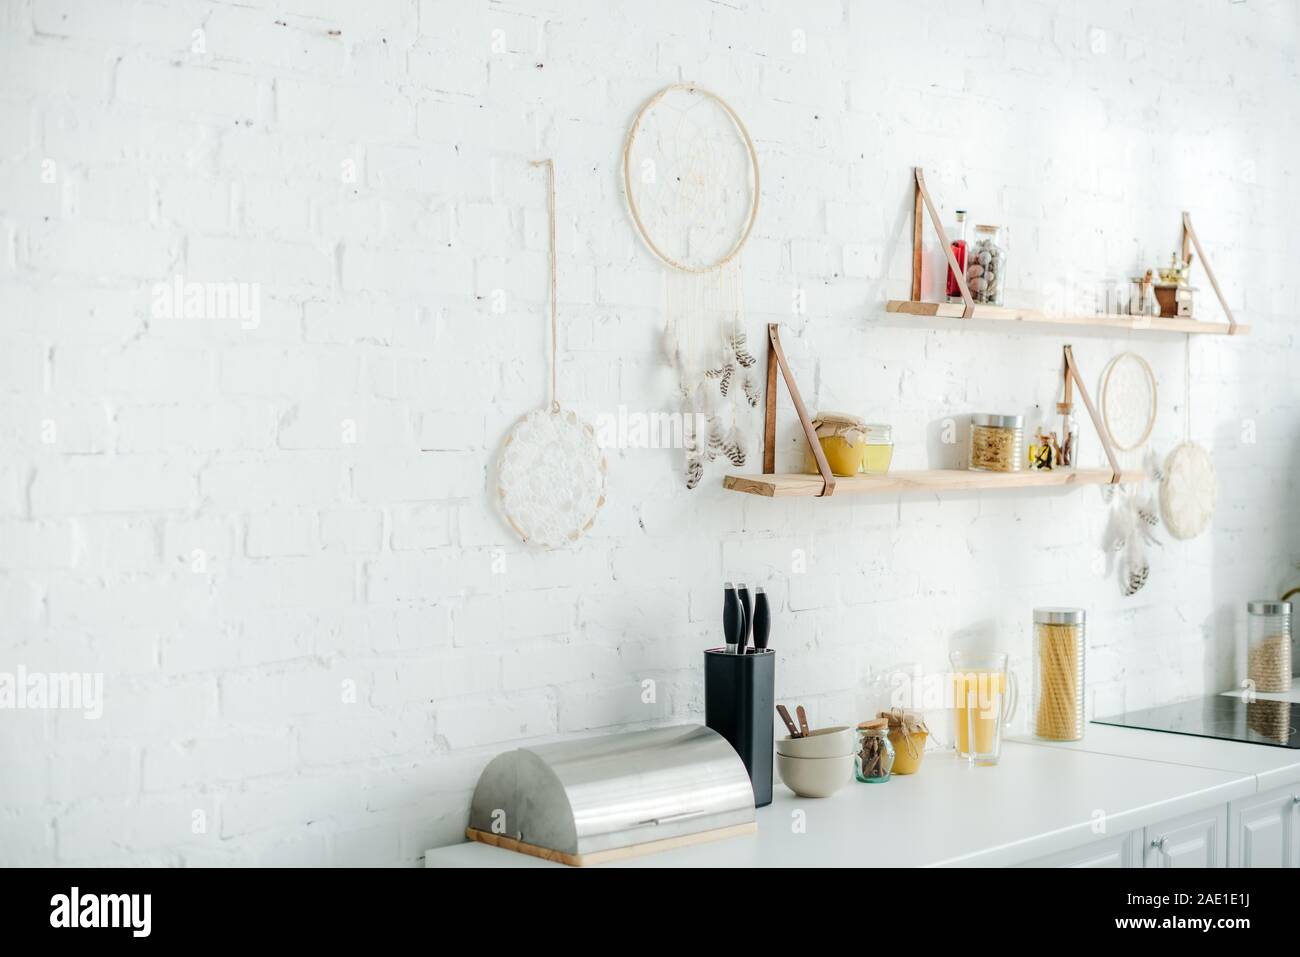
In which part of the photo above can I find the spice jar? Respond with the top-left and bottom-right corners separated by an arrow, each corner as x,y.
1244,600 -> 1291,693
806,411 -> 867,477
878,709 -> 928,775
1033,607 -> 1086,741
863,423 -> 893,475
966,224 -> 1006,305
855,718 -> 895,783
1028,418 -> 1054,471
968,414 -> 1023,472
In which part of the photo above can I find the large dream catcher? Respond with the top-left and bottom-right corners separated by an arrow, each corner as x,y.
1100,352 -> 1161,596
623,84 -> 761,488
496,160 -> 607,548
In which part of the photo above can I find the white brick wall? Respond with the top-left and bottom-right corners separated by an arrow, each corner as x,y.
1,0 -> 1297,866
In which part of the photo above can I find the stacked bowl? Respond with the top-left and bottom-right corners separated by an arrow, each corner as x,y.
775,725 -> 855,798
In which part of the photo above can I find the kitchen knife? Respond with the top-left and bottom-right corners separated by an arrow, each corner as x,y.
752,587 -> 770,651
723,582 -> 741,654
736,583 -> 752,653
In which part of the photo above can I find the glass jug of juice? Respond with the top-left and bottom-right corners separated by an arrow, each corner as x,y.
949,651 -> 1018,766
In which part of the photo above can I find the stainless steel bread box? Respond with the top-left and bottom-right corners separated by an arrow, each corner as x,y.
466,724 -> 756,865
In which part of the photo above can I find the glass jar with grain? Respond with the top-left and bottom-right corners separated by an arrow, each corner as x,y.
968,414 -> 1023,472
1244,600 -> 1291,693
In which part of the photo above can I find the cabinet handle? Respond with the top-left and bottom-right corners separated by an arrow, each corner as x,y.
1292,794 -> 1300,805
1150,836 -> 1167,852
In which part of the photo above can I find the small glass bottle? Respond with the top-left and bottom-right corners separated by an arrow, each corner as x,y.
1056,405 -> 1079,469
855,719 -> 895,783
1028,416 -> 1054,471
945,210 -> 968,302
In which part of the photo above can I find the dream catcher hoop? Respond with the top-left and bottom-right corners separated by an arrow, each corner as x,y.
623,83 -> 761,488
496,160 -> 606,548
1100,352 -> 1157,452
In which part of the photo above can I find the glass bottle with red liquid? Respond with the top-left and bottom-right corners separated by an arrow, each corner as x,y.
945,209 -> 968,302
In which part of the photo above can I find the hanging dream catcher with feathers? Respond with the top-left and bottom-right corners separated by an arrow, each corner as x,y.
1103,451 -> 1163,597
622,83 -> 760,488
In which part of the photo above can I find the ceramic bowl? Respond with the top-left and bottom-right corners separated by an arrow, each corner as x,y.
776,752 -> 854,799
775,725 -> 855,759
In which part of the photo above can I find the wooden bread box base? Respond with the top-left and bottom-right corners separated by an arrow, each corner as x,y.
465,821 -> 757,867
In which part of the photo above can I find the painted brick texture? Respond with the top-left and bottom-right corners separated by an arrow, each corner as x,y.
0,0 -> 1297,865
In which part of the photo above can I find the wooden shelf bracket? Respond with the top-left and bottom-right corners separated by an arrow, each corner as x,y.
1181,212 -> 1238,334
911,167 -> 974,318
763,324 -> 835,496
1062,344 -> 1123,484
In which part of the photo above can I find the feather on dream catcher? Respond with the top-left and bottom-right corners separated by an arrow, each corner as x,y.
622,84 -> 761,488
1104,453 -> 1163,597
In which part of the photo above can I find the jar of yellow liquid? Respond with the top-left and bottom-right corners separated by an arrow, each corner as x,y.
862,423 -> 893,474
949,651 -> 1018,766
805,412 -> 867,477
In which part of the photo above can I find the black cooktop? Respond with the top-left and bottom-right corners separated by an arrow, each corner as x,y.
1093,695 -> 1300,749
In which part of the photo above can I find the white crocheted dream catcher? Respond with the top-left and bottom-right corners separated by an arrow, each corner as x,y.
496,160 -> 606,548
622,83 -> 760,488
1158,339 -> 1216,540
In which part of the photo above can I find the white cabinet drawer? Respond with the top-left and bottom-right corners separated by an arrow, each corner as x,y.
1228,785 -> 1300,868
1143,806 -> 1228,868
1016,829 -> 1143,868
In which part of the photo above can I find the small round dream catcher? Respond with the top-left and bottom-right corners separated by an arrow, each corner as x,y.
623,83 -> 761,488
1158,340 -> 1217,541
496,160 -> 606,548
1159,442 -> 1216,541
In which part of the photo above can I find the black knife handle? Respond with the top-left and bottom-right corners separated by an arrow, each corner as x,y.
752,590 -> 770,650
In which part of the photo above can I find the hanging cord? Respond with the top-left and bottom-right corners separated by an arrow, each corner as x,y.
531,158 -> 559,412
1184,334 -> 1191,442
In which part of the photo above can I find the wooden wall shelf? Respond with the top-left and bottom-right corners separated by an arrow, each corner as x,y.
723,468 -> 1145,498
884,299 -> 1248,336
899,167 -> 1244,337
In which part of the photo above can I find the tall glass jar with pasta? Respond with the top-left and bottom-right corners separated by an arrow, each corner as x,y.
1032,607 -> 1085,741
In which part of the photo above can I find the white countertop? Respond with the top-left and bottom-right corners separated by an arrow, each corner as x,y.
425,741 -> 1260,868
426,680 -> 1300,868
1018,679 -> 1300,791
1015,725 -> 1300,792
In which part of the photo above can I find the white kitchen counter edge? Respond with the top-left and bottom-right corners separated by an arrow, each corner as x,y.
424,735 -> 1274,868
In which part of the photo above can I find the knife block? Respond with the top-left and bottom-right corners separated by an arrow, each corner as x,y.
704,648 -> 774,808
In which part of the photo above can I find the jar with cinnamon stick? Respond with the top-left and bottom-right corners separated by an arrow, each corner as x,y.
855,718 -> 895,783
